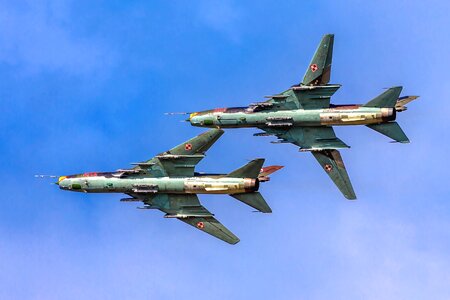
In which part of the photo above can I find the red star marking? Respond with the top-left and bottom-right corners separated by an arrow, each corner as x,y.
196,221 -> 205,229
310,64 -> 318,72
185,143 -> 193,151
324,164 -> 333,172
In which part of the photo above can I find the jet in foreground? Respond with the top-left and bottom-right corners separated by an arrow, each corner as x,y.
55,129 -> 282,244
188,34 -> 418,199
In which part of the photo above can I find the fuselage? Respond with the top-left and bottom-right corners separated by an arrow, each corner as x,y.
58,173 -> 258,195
189,105 -> 395,128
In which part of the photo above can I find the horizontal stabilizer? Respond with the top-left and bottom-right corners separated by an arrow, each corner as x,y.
231,192 -> 272,213
363,87 -> 403,108
227,159 -> 265,179
366,122 -> 409,143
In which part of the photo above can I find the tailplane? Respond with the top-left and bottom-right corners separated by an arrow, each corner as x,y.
363,87 -> 403,108
230,192 -> 272,213
366,122 -> 409,143
226,159 -> 265,179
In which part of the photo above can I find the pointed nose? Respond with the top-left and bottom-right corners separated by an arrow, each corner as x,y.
188,112 -> 203,126
187,112 -> 197,122
56,176 -> 67,187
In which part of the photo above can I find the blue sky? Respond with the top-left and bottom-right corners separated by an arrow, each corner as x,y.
1,0 -> 449,299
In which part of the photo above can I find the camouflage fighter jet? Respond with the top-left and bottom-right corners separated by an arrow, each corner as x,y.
54,129 -> 282,244
187,34 -> 418,200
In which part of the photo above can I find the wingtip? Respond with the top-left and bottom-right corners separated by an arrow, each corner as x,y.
229,238 -> 240,245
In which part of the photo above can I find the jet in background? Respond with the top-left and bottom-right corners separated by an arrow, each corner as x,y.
187,34 -> 418,200
53,129 -> 282,244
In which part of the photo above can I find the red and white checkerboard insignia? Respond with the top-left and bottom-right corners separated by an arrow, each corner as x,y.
185,143 -> 193,151
310,64 -> 318,72
324,164 -> 333,172
196,221 -> 204,229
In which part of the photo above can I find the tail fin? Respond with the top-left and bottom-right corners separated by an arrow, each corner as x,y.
363,87 -> 403,108
227,159 -> 265,179
366,122 -> 409,143
302,34 -> 334,86
230,192 -> 272,213
258,165 -> 284,182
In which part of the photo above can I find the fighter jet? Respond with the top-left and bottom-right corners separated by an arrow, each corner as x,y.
53,129 -> 282,244
187,34 -> 418,200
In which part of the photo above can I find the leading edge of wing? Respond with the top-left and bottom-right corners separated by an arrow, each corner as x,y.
133,128 -> 224,177
164,128 -> 224,156
138,128 -> 224,165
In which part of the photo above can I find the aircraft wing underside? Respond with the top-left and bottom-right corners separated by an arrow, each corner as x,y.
257,34 -> 337,111
130,129 -> 224,178
130,193 -> 240,244
260,126 -> 356,200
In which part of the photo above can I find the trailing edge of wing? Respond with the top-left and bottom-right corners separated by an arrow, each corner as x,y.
135,193 -> 240,244
312,150 -> 356,200
262,126 -> 349,151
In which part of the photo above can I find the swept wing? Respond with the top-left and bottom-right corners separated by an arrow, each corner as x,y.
129,129 -> 224,177
253,34 -> 337,111
131,193 -> 240,244
260,126 -> 356,200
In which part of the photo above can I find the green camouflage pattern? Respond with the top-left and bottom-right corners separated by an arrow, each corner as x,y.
187,34 -> 418,199
56,129 -> 282,244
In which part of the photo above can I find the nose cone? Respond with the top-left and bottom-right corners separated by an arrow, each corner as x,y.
57,176 -> 68,189
188,112 -> 201,126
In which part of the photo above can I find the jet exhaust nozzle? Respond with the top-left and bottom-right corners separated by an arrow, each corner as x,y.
244,178 -> 259,192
